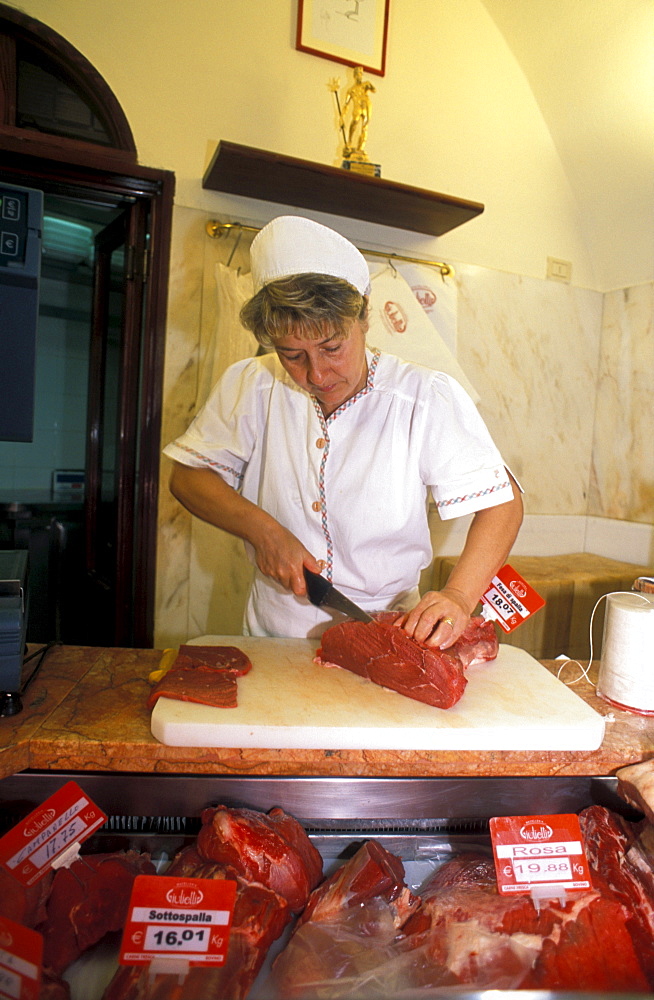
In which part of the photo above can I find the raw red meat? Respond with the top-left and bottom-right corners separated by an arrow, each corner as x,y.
398,850 -> 649,991
616,759 -> 654,824
579,803 -> 654,986
0,863 -> 54,926
37,850 -> 155,976
103,844 -> 293,1000
178,644 -> 252,674
147,645 -> 252,710
315,615 -> 498,709
271,840 -> 420,998
196,805 -> 323,912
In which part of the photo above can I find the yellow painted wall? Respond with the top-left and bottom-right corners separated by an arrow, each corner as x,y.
18,0 -> 600,287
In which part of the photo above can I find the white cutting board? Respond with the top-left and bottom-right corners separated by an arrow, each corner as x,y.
150,637 -> 605,751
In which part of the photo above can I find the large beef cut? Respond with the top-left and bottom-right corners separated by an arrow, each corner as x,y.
147,645 -> 252,710
196,804 -> 323,912
102,805 -> 322,1000
271,840 -> 420,999
579,803 -> 654,986
400,849 -> 650,991
103,846 -> 293,1000
36,850 -> 156,976
315,614 -> 498,709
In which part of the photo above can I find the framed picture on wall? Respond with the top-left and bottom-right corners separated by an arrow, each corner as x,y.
296,0 -> 390,76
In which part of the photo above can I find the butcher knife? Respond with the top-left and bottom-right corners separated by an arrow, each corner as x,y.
304,568 -> 374,623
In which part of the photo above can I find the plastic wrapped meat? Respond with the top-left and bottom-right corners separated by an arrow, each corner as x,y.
271,840 -> 421,999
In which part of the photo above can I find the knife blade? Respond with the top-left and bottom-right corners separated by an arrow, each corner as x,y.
303,568 -> 374,623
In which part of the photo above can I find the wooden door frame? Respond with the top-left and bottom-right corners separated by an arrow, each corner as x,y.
0,147 -> 174,646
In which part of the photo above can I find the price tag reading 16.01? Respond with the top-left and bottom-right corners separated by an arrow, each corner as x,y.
120,875 -> 236,968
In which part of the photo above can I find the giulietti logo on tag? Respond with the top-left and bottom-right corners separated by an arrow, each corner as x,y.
166,884 -> 204,907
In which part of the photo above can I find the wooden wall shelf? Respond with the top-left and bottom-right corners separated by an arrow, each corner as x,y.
202,141 -> 484,238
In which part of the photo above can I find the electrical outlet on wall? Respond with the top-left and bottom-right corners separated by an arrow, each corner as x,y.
546,256 -> 572,283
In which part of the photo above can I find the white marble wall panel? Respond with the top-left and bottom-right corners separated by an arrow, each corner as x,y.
455,265 -> 603,517
588,281 -> 654,523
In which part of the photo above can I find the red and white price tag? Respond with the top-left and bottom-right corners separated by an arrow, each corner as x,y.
481,564 -> 545,633
0,915 -> 43,1000
119,875 -> 236,968
0,781 -> 107,887
490,813 -> 592,897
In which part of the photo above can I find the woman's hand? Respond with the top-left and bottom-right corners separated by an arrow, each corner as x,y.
250,522 -> 324,596
399,587 -> 472,649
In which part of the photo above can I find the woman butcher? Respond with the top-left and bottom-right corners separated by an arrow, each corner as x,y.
164,215 -> 523,647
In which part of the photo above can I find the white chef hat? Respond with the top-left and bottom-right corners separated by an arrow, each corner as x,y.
250,215 -> 371,296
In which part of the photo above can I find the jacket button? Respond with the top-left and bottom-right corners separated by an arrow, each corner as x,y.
316,437 -> 326,448
312,501 -> 321,512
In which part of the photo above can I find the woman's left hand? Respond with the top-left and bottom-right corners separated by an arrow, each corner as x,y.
399,588 -> 472,649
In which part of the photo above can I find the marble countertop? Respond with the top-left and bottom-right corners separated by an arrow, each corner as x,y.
1,644 -> 653,781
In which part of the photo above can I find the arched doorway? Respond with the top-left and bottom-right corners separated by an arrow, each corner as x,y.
0,3 -> 174,647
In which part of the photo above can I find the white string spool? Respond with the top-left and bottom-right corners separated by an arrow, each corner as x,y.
596,591 -> 654,715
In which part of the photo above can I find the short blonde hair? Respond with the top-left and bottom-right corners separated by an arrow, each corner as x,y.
240,273 -> 368,349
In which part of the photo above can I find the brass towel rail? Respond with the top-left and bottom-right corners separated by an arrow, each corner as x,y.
205,220 -> 454,278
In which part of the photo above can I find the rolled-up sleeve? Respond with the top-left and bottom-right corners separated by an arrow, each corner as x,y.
162,358 -> 264,492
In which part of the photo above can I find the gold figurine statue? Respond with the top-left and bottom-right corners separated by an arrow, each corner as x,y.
342,65 -> 375,156
328,67 -> 380,177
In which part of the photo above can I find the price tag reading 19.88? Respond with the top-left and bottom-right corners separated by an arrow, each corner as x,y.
120,875 -> 236,968
489,814 -> 593,897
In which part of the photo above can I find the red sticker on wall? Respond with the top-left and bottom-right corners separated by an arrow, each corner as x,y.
0,781 -> 107,886
481,564 -> 545,633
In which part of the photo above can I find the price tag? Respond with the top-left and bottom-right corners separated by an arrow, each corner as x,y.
0,781 -> 107,887
0,915 -> 43,1000
119,875 -> 236,968
481,564 -> 545,633
490,813 -> 592,898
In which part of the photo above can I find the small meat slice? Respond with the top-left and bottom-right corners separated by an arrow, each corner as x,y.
315,615 -> 497,710
37,850 -> 155,976
147,646 -> 252,709
178,644 -> 252,675
147,661 -> 240,709
102,845 -> 292,1000
272,840 -> 421,999
196,805 -> 323,912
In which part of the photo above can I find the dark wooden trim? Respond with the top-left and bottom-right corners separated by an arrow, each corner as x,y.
203,140 -> 484,237
133,170 -> 175,647
0,33 -> 16,126
0,1 -> 136,154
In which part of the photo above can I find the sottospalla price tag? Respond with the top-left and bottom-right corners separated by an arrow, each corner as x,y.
0,914 -> 43,1000
481,564 -> 545,633
490,813 -> 593,903
119,875 -> 236,968
0,781 -> 107,886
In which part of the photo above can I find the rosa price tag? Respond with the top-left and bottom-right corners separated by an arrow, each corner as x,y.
490,813 -> 592,900
0,781 -> 107,887
481,564 -> 545,633
0,914 -> 43,1000
119,875 -> 236,968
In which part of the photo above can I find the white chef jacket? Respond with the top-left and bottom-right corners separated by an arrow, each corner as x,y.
163,348 -> 515,638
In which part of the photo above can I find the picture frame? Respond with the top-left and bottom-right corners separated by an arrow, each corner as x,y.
296,0 -> 390,77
